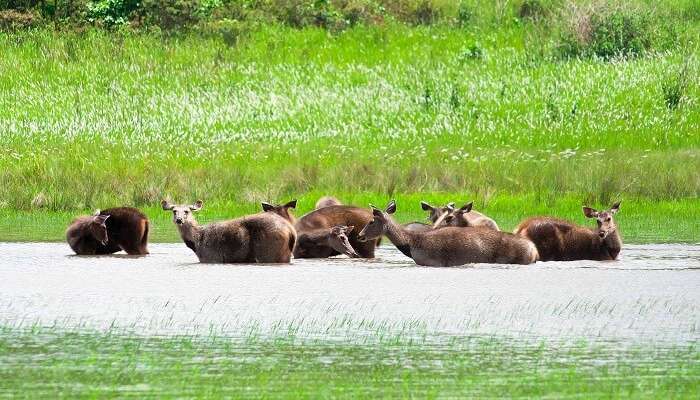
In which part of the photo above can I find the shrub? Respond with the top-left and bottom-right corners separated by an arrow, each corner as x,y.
0,8 -> 40,29
456,2 -> 473,26
556,2 -> 677,59
86,0 -> 139,26
335,0 -> 383,26
138,0 -> 202,30
518,0 -> 548,21
662,68 -> 690,110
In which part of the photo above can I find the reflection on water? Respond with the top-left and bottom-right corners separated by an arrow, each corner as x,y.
0,243 -> 698,343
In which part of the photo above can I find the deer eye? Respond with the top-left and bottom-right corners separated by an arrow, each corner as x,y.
606,218 -> 611,222
185,210 -> 190,214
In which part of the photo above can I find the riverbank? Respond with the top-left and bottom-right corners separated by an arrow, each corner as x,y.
2,194 -> 698,243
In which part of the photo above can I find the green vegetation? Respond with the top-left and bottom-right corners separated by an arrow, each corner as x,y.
1,1 -> 698,242
1,326 -> 698,398
3,195 -> 699,242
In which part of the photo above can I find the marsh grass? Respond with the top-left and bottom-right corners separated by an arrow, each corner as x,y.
0,325 -> 697,398
3,194 -> 698,242
0,24 -> 698,241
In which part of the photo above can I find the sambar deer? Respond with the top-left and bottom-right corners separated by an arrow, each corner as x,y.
295,225 -> 360,258
162,200 -> 296,263
294,205 -> 379,258
66,207 -> 149,255
315,196 -> 342,209
358,200 -> 538,266
433,202 -> 500,231
514,201 -> 622,261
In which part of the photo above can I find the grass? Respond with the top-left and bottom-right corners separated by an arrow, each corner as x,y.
0,20 -> 698,242
2,193 -> 699,243
0,326 -> 697,398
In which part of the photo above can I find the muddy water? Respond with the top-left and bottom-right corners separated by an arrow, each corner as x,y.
1,243 -> 698,343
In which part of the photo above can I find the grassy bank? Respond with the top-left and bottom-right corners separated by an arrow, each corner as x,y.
1,22 -> 698,242
0,327 -> 697,398
2,194 -> 698,243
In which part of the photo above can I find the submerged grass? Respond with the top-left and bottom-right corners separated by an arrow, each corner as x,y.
0,24 -> 698,241
0,326 -> 697,398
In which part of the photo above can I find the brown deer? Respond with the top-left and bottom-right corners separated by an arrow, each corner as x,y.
162,200 -> 296,263
420,201 -> 455,224
434,201 -> 500,231
66,207 -> 150,255
315,196 -> 342,209
403,221 -> 432,232
262,199 -> 297,223
295,225 -> 360,258
514,201 -> 622,261
357,200 -> 538,266
294,205 -> 379,258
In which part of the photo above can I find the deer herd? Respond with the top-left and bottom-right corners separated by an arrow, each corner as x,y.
66,196 -> 622,266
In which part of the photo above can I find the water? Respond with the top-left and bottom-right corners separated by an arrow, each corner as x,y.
1,242 -> 699,344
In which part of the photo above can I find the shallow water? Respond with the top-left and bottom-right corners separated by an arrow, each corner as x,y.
1,242 -> 699,343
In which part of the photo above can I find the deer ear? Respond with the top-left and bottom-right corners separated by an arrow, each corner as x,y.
610,201 -> 621,214
161,200 -> 174,211
459,202 -> 473,213
372,208 -> 383,217
386,200 -> 397,214
582,207 -> 598,218
191,200 -> 203,211
420,201 -> 433,211
284,199 -> 297,209
93,214 -> 109,226
261,202 -> 275,212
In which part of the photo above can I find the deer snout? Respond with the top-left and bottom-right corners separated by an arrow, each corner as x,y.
175,218 -> 184,225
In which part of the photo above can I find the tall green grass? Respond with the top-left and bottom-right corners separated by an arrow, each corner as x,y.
0,23 -> 698,241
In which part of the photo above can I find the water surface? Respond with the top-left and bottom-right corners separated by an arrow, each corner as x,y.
1,243 -> 698,343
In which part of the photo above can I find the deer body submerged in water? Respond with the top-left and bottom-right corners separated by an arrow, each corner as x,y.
294,201 -> 379,258
358,200 -> 538,267
423,201 -> 500,231
163,200 -> 296,263
66,207 -> 149,255
515,202 -> 622,261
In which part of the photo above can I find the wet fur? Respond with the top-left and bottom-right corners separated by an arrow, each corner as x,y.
177,213 -> 296,263
294,205 -> 379,258
66,207 -> 149,255
446,209 -> 500,231
361,207 -> 537,266
515,217 -> 621,261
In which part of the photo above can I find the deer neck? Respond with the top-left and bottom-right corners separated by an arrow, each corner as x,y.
383,216 -> 415,258
602,229 -> 622,259
177,219 -> 202,251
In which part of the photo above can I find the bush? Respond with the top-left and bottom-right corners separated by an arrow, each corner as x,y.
518,0 -> 547,21
86,0 -> 139,26
556,3 -> 677,59
662,67 -> 690,110
137,0 -> 202,30
0,8 -> 40,29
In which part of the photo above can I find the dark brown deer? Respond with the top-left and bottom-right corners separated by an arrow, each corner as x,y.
357,200 -> 538,266
294,205 -> 379,258
66,207 -> 150,255
315,196 -> 341,209
295,225 -> 360,258
514,201 -> 622,261
434,201 -> 500,231
162,200 -> 296,263
262,199 -> 297,223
